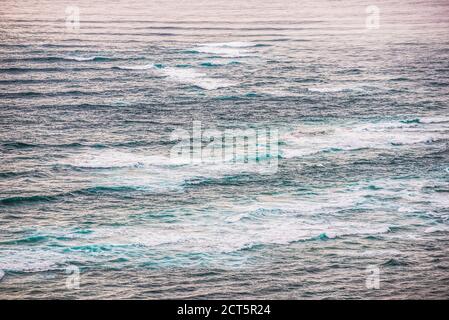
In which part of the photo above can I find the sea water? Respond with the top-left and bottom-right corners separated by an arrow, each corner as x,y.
0,0 -> 448,299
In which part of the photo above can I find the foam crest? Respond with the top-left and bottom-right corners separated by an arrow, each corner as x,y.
115,63 -> 154,70
163,67 -> 235,90
0,249 -> 66,272
63,56 -> 110,62
282,120 -> 447,158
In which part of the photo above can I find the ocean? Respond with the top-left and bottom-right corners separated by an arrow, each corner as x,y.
0,0 -> 448,299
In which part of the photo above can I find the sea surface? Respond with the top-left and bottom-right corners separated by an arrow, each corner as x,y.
1,0 -> 449,299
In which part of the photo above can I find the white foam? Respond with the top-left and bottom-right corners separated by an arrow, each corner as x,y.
63,56 -> 107,61
0,249 -> 65,272
192,42 -> 257,58
163,67 -> 234,90
116,63 -> 154,70
58,150 -> 157,168
198,42 -> 257,48
83,219 -> 391,254
308,86 -> 365,93
57,148 -> 274,192
424,225 -> 449,234
281,120 -> 446,158
195,46 -> 253,57
419,116 -> 449,124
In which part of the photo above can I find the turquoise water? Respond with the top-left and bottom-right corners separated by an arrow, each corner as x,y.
0,0 -> 449,299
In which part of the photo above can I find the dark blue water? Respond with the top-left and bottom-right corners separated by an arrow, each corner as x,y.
1,0 -> 449,299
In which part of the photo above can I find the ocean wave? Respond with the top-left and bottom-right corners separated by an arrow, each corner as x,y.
0,170 -> 45,179
282,119 -> 448,158
0,249 -> 66,273
193,46 -> 255,57
382,258 -> 408,267
0,235 -> 48,245
114,63 -> 155,70
1,141 -> 106,150
418,116 -> 449,124
163,67 -> 235,90
56,150 -> 166,169
198,42 -> 263,48
424,226 -> 449,234
307,84 -> 373,93
0,56 -> 112,63
60,55 -> 112,62
1,141 -> 35,149
188,42 -> 260,58
199,61 -> 223,67
0,195 -> 56,205
0,66 -> 109,73
0,186 -> 144,206
59,220 -> 392,255
0,218 -> 392,272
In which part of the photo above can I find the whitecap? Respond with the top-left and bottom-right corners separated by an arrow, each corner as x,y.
281,120 -> 447,158
115,63 -> 154,70
81,216 -> 392,254
198,41 -> 257,48
191,42 -> 258,58
0,249 -> 65,272
424,226 -> 449,233
308,85 -> 368,93
163,67 -> 235,90
63,56 -> 109,62
419,116 -> 449,124
194,46 -> 253,57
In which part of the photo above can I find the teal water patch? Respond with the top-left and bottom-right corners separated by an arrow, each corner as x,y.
1,141 -> 35,149
199,62 -> 222,67
154,63 -> 165,69
245,92 -> 259,97
216,95 -> 240,101
64,244 -> 116,253
73,229 -> 93,235
181,50 -> 199,54
0,235 -> 48,245
175,64 -> 192,68
365,185 -> 383,190
1,185 -> 142,205
317,233 -> 330,241
0,195 -> 56,205
364,235 -> 382,240
80,185 -> 143,194
400,118 -> 420,124
321,147 -> 343,153
382,258 -> 408,267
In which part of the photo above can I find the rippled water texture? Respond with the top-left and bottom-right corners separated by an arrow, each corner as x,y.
1,0 -> 449,299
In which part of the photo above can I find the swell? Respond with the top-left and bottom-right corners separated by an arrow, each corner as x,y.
1,140 -> 170,150
0,186 -> 142,206
0,169 -> 48,179
0,66 -> 111,73
0,56 -> 116,63
0,89 -> 127,99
